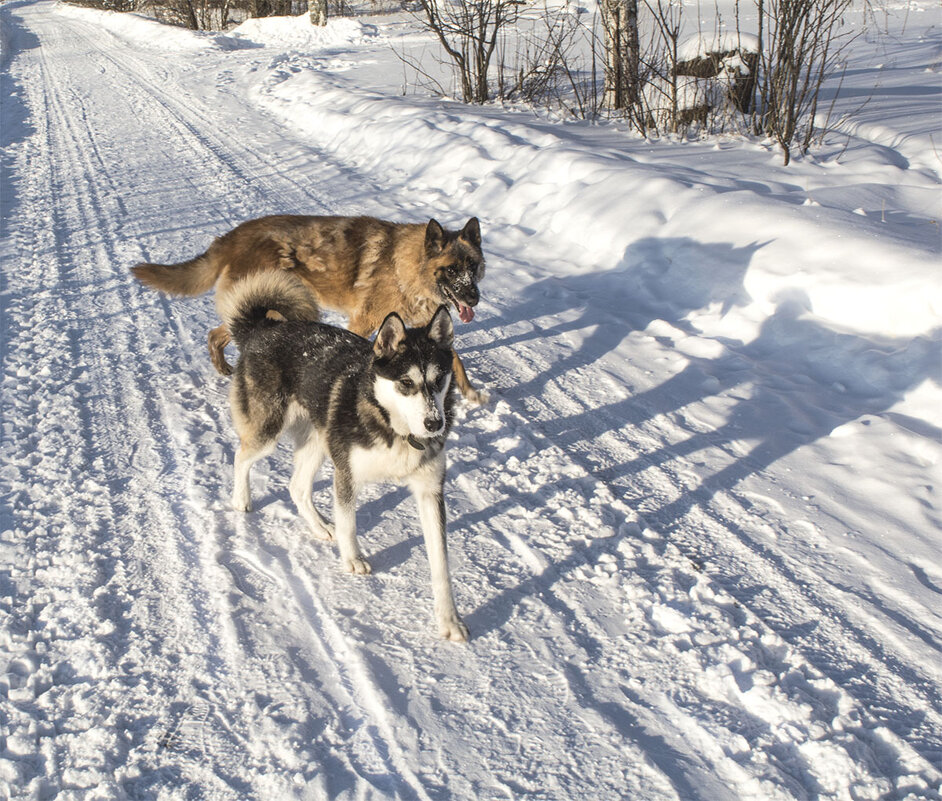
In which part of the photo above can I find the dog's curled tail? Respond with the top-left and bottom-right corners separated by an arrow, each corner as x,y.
132,251 -> 220,297
220,271 -> 321,347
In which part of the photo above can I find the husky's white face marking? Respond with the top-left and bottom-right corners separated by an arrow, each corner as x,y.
425,371 -> 451,436
374,364 -> 451,439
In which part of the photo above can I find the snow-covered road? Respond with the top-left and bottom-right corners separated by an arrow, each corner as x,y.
1,1 -> 940,798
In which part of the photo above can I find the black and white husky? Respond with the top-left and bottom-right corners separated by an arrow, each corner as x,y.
222,272 -> 468,641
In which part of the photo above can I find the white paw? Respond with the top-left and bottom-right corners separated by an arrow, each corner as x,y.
343,556 -> 372,575
438,614 -> 469,642
232,494 -> 251,513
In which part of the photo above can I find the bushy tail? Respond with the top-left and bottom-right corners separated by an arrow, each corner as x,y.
220,272 -> 321,347
132,252 -> 221,297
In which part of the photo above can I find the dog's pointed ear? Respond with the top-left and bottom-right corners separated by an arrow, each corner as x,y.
427,306 -> 454,350
459,217 -> 481,248
374,313 -> 407,359
425,219 -> 445,256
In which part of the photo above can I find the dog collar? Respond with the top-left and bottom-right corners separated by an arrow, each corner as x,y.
407,433 -> 444,452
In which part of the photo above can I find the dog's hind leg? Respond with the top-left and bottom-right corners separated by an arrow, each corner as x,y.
232,436 -> 276,512
209,324 -> 233,376
230,373 -> 281,511
290,428 -> 334,541
452,350 -> 489,406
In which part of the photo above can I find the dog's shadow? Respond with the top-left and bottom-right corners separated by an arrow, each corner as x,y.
246,464 -> 422,574
354,487 -> 424,572
471,235 -> 764,401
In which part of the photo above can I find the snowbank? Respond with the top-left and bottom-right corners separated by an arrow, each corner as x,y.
250,70 -> 941,340
55,5 -> 375,52
228,12 -> 378,50
56,3 -> 231,50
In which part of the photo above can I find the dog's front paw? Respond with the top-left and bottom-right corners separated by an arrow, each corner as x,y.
438,614 -> 469,642
231,494 -> 251,513
343,556 -> 372,575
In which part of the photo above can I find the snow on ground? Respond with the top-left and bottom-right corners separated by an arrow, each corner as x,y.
0,0 -> 940,798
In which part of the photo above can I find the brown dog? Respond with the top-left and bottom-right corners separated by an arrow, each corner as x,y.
132,214 -> 488,403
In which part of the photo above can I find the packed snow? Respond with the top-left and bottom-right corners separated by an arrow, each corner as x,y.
0,0 -> 940,798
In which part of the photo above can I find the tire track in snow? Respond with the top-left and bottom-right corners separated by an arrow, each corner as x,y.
1,5 -> 459,796
226,536 -> 441,801
2,9 -> 323,795
66,10 -> 372,234
0,18 -> 149,788
4,17 -> 255,793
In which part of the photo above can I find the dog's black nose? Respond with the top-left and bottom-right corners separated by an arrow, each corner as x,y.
424,416 -> 442,432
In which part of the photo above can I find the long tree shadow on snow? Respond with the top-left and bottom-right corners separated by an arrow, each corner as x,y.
462,237 -> 942,765
585,303 -> 942,659
540,297 -> 941,542
578,306 -> 939,757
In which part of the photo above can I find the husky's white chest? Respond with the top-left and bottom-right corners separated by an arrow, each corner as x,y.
349,439 -> 437,485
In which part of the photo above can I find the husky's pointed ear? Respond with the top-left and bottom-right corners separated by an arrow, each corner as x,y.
425,219 -> 445,256
427,305 -> 454,350
459,217 -> 481,247
374,312 -> 407,359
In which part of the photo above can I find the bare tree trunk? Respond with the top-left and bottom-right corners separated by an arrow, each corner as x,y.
601,0 -> 640,110
624,0 -> 640,104
181,0 -> 199,29
309,0 -> 327,26
753,0 -> 764,133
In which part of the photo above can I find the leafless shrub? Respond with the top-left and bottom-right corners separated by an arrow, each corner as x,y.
497,2 -> 603,118
637,0 -> 682,134
636,1 -> 759,137
414,0 -> 525,103
752,0 -> 857,163
129,0 -> 314,30
138,0 -> 227,29
64,0 -> 136,11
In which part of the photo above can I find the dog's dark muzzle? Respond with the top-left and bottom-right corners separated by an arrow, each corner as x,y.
440,276 -> 479,323
458,284 -> 479,307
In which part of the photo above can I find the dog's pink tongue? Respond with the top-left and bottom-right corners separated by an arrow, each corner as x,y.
459,305 -> 475,323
